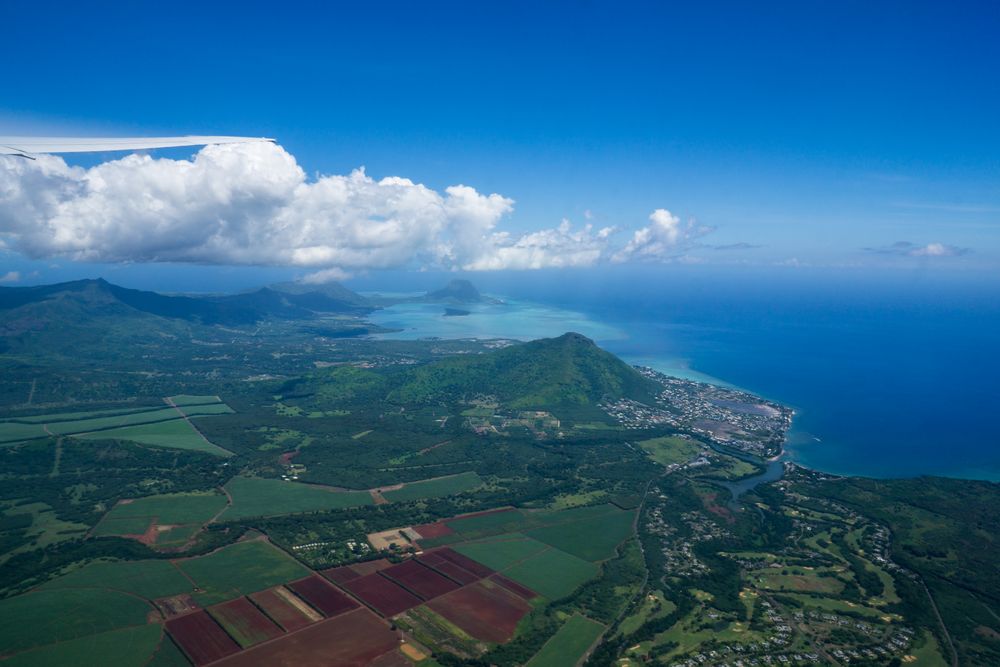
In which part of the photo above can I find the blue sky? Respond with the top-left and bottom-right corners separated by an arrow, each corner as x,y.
1,0 -> 998,289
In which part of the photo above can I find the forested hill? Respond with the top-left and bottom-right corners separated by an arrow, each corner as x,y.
388,332 -> 658,408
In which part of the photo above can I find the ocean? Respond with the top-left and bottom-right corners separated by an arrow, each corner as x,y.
365,268 -> 1000,482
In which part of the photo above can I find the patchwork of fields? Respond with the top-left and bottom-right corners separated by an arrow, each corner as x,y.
0,396 -> 234,455
2,494 -> 627,666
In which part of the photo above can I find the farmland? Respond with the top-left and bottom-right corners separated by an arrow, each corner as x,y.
176,539 -> 311,605
207,597 -> 283,647
0,398 -> 234,456
526,614 -> 606,667
0,624 -> 165,667
40,558 -> 193,600
0,588 -> 153,655
92,491 -> 228,543
382,471 -> 482,502
219,476 -> 373,520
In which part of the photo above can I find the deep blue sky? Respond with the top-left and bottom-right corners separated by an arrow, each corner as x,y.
2,0 -> 999,288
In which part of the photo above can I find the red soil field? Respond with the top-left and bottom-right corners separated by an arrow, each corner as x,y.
249,587 -> 315,632
423,558 -> 481,585
211,608 -> 399,667
287,575 -> 359,617
434,547 -> 495,578
341,572 -> 422,617
412,521 -> 453,539
490,573 -> 538,599
166,610 -> 241,666
208,597 -> 283,647
381,559 -> 461,600
427,580 -> 531,643
322,565 -> 363,584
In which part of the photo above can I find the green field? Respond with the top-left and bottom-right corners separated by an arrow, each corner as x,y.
0,623 -> 163,667
637,436 -> 703,466
95,491 -> 228,535
454,534 -> 551,570
383,471 -> 483,502
177,539 -> 310,605
219,476 -> 373,520
526,614 -> 605,667
75,418 -> 231,455
167,394 -> 223,406
41,558 -> 194,600
0,588 -> 152,654
445,508 -> 528,536
502,547 -> 599,600
525,506 -> 635,561
91,515 -> 155,537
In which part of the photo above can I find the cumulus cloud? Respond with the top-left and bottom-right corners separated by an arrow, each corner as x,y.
611,209 -> 713,263
0,270 -> 20,283
463,220 -> 615,271
864,241 -> 970,258
0,144 -> 714,275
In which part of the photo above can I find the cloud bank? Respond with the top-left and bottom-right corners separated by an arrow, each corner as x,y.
0,142 -> 710,275
864,241 -> 970,258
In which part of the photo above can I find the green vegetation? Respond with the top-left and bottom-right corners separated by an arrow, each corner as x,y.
454,534 -> 551,570
76,418 -> 231,455
176,539 -> 310,604
503,548 -> 600,600
638,435 -> 702,466
0,623 -> 163,667
525,505 -> 635,562
220,476 -> 373,520
383,471 -> 483,502
0,588 -> 152,654
40,558 -> 193,600
526,614 -> 605,667
92,490 -> 228,538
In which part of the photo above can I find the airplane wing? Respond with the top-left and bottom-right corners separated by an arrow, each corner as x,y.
0,135 -> 275,158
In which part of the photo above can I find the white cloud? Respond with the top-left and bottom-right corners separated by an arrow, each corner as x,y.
0,144 -> 714,274
864,241 -> 970,258
611,209 -> 712,263
463,220 -> 615,271
300,267 -> 351,284
0,270 -> 20,283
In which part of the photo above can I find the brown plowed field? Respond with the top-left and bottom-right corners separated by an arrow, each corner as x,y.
322,565 -> 363,584
490,573 -> 539,599
341,572 -> 422,617
287,575 -> 359,617
166,609 -> 241,665
249,587 -> 316,632
424,558 -> 481,585
413,521 -> 453,539
349,558 -> 393,576
211,608 -> 399,667
381,559 -> 461,600
434,547 -> 495,578
208,597 -> 283,647
427,580 -> 531,643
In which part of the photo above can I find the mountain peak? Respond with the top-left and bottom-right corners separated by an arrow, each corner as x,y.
426,279 -> 482,303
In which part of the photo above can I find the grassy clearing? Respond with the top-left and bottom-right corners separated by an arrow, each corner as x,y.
0,501 -> 89,556
75,418 -> 230,456
383,471 -> 483,502
502,548 -> 599,600
0,588 -> 152,654
526,614 -> 605,667
754,569 -> 845,594
454,534 -> 550,570
177,539 -> 310,605
525,506 -> 635,562
0,623 -> 163,667
618,590 -> 676,636
907,630 -> 950,666
220,476 -> 373,521
445,509 -> 528,536
638,436 -> 703,466
41,558 -> 193,600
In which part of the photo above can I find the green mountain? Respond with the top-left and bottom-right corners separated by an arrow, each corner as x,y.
268,280 -> 372,311
425,279 -> 483,303
389,332 -> 658,408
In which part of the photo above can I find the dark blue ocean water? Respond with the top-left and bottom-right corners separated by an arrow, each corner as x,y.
446,268 -> 1000,482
